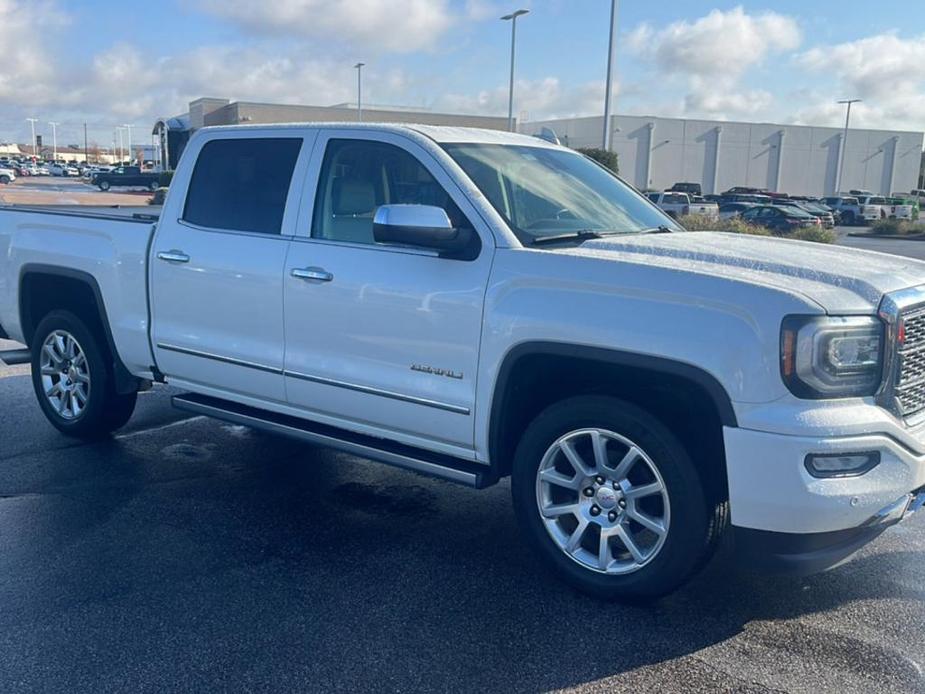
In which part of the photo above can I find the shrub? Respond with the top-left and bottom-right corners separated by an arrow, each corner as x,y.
157,170 -> 174,187
871,219 -> 925,235
677,214 -> 769,235
576,147 -> 619,174
789,226 -> 836,244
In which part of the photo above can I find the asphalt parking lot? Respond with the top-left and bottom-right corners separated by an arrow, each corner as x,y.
2,232 -> 925,692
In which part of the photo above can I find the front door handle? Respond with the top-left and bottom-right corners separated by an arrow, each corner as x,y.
157,250 -> 190,263
291,267 -> 334,282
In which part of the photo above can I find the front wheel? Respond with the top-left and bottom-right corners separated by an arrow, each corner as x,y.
98,180 -> 111,191
30,310 -> 137,439
148,180 -> 159,192
512,396 -> 723,601
0,175 -> 10,184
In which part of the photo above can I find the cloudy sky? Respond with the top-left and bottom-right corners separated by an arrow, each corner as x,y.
1,0 -> 923,148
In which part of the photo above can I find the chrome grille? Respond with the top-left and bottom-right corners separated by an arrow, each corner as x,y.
897,308 -> 925,417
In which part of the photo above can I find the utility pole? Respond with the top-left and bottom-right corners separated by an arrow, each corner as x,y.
835,99 -> 861,194
48,121 -> 58,161
354,63 -> 365,122
122,124 -> 134,164
602,0 -> 619,151
84,123 -> 89,163
501,9 -> 529,132
116,127 -> 124,163
26,118 -> 38,160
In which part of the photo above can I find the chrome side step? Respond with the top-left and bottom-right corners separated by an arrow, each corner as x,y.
0,348 -> 30,366
172,393 -> 494,488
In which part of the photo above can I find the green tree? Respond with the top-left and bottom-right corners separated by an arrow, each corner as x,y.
576,147 -> 619,174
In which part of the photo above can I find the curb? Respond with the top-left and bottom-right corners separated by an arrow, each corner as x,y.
847,232 -> 925,241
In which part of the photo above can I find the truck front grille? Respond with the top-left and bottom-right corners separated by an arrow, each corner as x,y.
896,308 -> 925,418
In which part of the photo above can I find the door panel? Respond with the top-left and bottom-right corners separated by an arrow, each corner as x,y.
283,133 -> 494,449
150,135 -> 307,402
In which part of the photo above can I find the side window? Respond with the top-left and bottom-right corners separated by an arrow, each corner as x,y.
311,139 -> 470,245
183,138 -> 302,235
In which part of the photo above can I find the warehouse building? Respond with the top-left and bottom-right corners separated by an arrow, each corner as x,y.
153,97 -> 510,170
525,114 -> 925,197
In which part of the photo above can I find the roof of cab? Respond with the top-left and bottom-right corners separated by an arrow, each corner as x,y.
197,121 -> 559,147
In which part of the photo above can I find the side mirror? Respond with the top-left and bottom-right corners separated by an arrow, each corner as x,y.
373,204 -> 476,256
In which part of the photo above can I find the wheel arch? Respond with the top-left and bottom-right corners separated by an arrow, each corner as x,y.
487,342 -> 737,500
19,264 -> 138,393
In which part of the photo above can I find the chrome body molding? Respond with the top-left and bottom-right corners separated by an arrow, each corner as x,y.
157,343 -> 470,415
286,370 -> 470,415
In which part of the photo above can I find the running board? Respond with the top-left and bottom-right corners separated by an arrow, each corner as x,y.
0,348 -> 30,366
172,393 -> 494,488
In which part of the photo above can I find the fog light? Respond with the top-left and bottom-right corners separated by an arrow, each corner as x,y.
805,451 -> 880,478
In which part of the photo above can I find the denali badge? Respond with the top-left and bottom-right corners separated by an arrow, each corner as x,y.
411,364 -> 463,380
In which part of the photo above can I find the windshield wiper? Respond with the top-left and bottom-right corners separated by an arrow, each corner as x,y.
631,225 -> 673,234
530,230 -> 607,245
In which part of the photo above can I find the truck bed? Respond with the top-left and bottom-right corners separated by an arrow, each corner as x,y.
0,204 -> 158,377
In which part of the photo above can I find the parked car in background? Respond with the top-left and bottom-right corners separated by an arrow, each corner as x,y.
668,182 -> 702,196
773,199 -> 835,228
646,191 -> 719,219
0,166 -> 16,184
718,202 -> 755,219
885,197 -> 917,220
93,165 -> 160,191
722,193 -> 773,205
822,196 -> 876,226
722,186 -> 769,196
49,163 -> 74,177
856,195 -> 889,222
740,205 -> 820,232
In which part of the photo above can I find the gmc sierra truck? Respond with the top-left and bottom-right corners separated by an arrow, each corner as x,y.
1,124 -> 924,601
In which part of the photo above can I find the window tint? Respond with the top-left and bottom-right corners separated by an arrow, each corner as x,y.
183,138 -> 302,235
311,139 -> 469,245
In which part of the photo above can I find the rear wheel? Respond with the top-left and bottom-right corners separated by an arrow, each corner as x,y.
30,310 -> 136,439
0,175 -> 10,184
98,180 -> 111,191
148,180 -> 159,192
512,395 -> 722,601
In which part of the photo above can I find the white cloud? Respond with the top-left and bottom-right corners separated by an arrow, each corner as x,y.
198,0 -> 455,52
628,7 -> 801,79
794,33 -> 925,131
626,7 -> 801,121
0,0 -> 67,103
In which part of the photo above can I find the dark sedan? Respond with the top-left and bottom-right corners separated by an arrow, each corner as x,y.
740,205 -> 821,232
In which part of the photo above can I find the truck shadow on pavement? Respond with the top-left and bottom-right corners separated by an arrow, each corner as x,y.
2,418 -> 924,692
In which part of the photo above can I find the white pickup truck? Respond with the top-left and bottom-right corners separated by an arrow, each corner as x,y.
645,191 -> 719,219
1,124 -> 924,601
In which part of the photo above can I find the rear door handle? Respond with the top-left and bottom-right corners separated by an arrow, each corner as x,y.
291,267 -> 333,282
157,250 -> 190,263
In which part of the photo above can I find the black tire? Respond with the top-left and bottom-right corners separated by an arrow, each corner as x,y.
30,310 -> 137,439
0,175 -> 10,184
148,180 -> 159,192
842,211 -> 855,226
98,180 -> 111,191
511,395 -> 724,601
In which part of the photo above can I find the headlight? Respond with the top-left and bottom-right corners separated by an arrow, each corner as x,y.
781,316 -> 884,398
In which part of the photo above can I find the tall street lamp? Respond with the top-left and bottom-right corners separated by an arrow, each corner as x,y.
602,0 -> 619,150
501,8 -> 529,132
122,124 -> 134,164
26,118 -> 38,160
354,62 -> 365,122
835,98 -> 861,194
48,121 -> 58,161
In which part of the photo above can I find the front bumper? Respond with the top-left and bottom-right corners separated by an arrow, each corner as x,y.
734,488 -> 924,575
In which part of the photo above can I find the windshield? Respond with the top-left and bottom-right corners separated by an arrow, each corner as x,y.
442,143 -> 679,242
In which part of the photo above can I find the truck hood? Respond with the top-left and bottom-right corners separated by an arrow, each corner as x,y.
570,231 -> 925,313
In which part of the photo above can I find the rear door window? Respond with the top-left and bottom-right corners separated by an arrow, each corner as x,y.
183,138 -> 302,235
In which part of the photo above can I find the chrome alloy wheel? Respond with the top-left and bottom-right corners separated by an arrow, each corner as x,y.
536,428 -> 671,575
39,330 -> 91,420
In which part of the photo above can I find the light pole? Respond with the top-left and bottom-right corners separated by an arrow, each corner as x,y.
354,63 -> 365,122
501,9 -> 529,132
48,121 -> 58,162
602,0 -> 619,150
122,124 -> 134,164
116,127 -> 124,163
26,118 -> 38,160
835,98 -> 861,194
